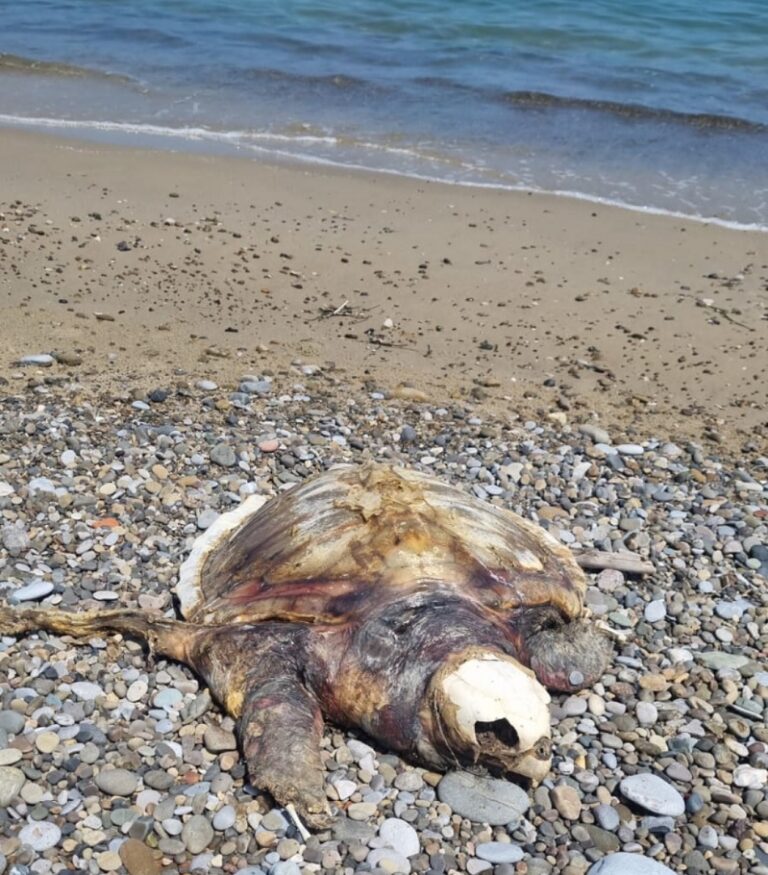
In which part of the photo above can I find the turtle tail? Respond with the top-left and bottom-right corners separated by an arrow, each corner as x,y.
0,604 -> 194,663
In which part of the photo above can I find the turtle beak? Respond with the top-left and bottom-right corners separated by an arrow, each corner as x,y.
429,650 -> 552,784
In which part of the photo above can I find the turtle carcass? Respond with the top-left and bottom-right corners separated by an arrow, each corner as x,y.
0,463 -> 610,826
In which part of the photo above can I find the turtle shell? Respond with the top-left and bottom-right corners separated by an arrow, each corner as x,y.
176,462 -> 587,626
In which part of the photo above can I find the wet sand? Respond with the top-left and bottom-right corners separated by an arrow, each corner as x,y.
1,127 -> 766,449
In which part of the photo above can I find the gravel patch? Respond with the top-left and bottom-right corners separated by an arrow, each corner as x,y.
0,372 -> 765,874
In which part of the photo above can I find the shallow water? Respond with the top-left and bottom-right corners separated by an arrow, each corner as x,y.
2,0 -> 768,227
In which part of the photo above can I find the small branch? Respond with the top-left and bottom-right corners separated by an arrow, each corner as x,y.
576,551 -> 655,576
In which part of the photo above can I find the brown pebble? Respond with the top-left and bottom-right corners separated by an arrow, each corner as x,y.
119,839 -> 161,875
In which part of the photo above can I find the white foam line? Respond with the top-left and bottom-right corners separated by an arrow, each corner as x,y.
1,112 -> 765,233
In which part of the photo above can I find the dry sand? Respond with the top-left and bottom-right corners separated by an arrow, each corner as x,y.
1,128 -> 766,449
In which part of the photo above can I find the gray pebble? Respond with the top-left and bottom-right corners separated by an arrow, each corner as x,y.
636,702 -> 658,726
588,852 -> 675,875
0,767 -> 25,806
475,843 -> 524,864
10,580 -> 54,604
18,821 -> 61,851
0,712 -> 25,736
644,599 -> 666,623
437,771 -> 529,824
595,804 -> 620,831
379,817 -> 420,857
70,681 -> 104,701
620,774 -> 685,816
95,768 -> 138,797
213,804 -> 236,831
210,443 -> 236,467
368,848 -> 411,874
182,814 -> 214,854
18,354 -> 54,367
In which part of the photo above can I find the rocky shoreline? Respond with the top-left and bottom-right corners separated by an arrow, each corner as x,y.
0,369 -> 766,875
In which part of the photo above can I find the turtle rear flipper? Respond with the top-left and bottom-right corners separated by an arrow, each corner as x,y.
0,604 -> 193,662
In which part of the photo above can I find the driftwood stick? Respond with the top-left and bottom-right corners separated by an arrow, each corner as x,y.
576,551 -> 655,576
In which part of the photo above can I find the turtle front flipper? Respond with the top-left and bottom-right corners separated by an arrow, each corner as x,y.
188,622 -> 331,828
239,672 -> 329,828
0,604 -> 194,662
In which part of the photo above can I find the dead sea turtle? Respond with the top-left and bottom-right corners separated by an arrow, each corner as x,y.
0,463 -> 610,826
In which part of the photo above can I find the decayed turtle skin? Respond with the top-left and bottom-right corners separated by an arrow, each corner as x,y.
0,462 -> 610,827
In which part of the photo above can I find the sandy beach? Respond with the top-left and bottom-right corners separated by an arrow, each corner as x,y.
1,128 -> 766,451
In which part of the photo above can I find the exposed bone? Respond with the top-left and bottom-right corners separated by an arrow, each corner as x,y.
286,803 -> 311,841
438,653 -> 552,782
575,550 -> 655,576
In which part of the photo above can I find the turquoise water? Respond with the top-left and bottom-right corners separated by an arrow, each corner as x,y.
1,0 -> 767,227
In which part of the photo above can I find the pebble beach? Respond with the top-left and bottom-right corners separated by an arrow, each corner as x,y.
0,128 -> 767,875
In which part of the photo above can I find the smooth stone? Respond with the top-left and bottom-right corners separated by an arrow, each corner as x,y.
437,771 -> 529,824
698,652 -> 749,671
584,825 -> 620,853
616,444 -> 644,455
18,821 -> 61,851
271,864 -> 301,875
70,681 -> 104,701
10,580 -> 54,604
0,749 -> 22,766
197,508 -> 220,530
95,851 -> 122,872
95,768 -> 139,797
644,600 -> 666,623
0,766 -> 26,805
620,774 -> 685,816
210,443 -> 236,467
333,779 -> 357,800
379,818 -> 420,857
18,354 -> 54,367
347,802 -> 377,820
368,848 -> 412,874
588,852 -> 675,875
28,476 -> 56,494
213,805 -> 236,831
197,380 -> 218,391
475,843 -> 524,864
551,784 -> 582,820
466,861 -> 492,875
127,680 -> 149,702
0,712 -> 25,735
162,819 -> 183,836
182,814 -> 214,854
203,725 -> 238,752
636,702 -> 658,726
733,765 -> 767,789
579,424 -> 610,444
119,838 -> 161,875
35,731 -> 60,753
595,804 -> 620,831
153,688 -> 183,709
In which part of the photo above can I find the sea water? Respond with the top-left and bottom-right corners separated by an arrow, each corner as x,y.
1,0 -> 767,228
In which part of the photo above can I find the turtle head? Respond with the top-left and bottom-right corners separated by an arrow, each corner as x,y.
426,648 -> 553,784
510,604 -> 612,692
